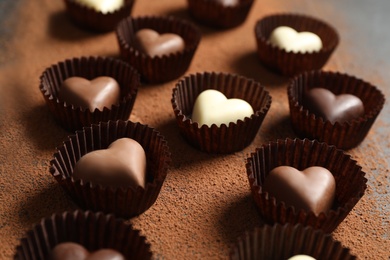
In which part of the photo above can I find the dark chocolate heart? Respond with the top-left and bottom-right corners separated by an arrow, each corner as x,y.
59,76 -> 120,112
73,138 -> 147,189
262,166 -> 336,215
304,88 -> 364,124
135,28 -> 185,57
50,242 -> 125,260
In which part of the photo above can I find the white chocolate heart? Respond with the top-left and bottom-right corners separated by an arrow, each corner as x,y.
191,89 -> 254,127
288,255 -> 316,260
214,0 -> 239,7
269,26 -> 323,53
73,0 -> 124,14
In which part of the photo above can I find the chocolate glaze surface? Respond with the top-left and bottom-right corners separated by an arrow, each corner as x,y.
73,138 -> 147,189
50,242 -> 89,260
304,88 -> 364,124
59,76 -> 121,112
135,28 -> 185,58
262,166 -> 336,216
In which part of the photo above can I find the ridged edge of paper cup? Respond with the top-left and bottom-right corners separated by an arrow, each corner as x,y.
49,120 -> 171,218
14,210 -> 152,260
171,71 -> 272,153
287,70 -> 385,149
116,15 -> 201,83
187,0 -> 255,28
64,0 -> 135,32
39,56 -> 140,132
254,13 -> 339,76
229,223 -> 356,260
246,138 -> 367,233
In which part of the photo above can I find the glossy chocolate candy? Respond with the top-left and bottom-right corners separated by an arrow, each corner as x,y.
213,0 -> 239,7
304,88 -> 364,124
59,76 -> 121,112
135,29 -> 185,58
50,242 -> 125,260
72,0 -> 124,14
262,166 -> 336,216
191,89 -> 254,127
73,138 -> 147,189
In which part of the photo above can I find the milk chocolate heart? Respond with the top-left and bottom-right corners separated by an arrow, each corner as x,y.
135,28 -> 185,57
73,138 -> 147,189
50,242 -> 125,260
269,26 -> 322,53
304,88 -> 364,124
262,166 -> 336,215
59,76 -> 121,112
191,89 -> 254,127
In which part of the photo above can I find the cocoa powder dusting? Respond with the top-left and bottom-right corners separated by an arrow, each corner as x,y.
0,0 -> 389,259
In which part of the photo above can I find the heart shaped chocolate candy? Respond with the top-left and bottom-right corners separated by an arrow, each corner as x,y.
59,76 -> 120,112
288,255 -> 316,260
50,242 -> 125,260
213,0 -> 239,6
135,28 -> 185,58
263,166 -> 336,216
73,138 -> 147,189
269,26 -> 322,53
191,89 -> 254,127
305,88 -> 364,124
73,0 -> 124,14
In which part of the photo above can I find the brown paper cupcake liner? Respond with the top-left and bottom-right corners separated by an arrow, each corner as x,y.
40,56 -> 140,132
287,70 -> 385,149
49,120 -> 171,218
246,138 -> 367,233
15,210 -> 152,260
64,0 -> 135,32
230,223 -> 356,260
116,15 -> 201,83
171,72 -> 272,153
187,0 -> 255,29
255,13 -> 339,76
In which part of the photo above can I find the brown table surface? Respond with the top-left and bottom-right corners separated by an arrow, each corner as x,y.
0,0 -> 389,259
